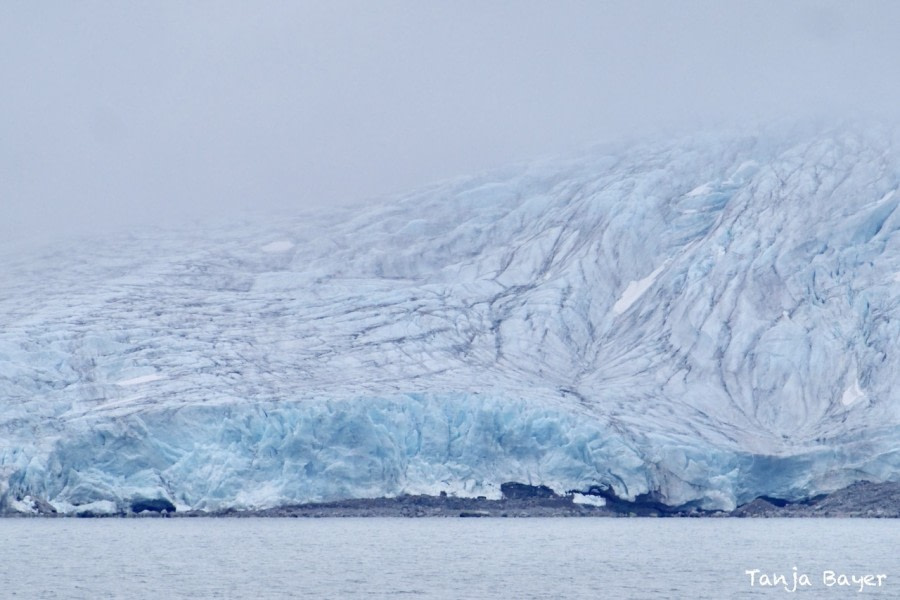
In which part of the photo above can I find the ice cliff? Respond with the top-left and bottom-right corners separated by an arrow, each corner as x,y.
2,122 -> 900,513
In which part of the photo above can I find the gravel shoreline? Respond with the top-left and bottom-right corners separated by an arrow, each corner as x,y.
5,481 -> 899,518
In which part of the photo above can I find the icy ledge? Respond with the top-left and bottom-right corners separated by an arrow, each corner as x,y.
3,394 -> 899,515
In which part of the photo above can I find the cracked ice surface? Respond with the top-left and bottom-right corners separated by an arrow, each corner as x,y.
2,122 -> 900,513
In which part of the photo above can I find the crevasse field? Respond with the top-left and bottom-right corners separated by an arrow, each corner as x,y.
2,122 -> 899,514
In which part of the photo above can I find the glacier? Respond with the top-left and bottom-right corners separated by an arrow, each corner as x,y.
2,121 -> 900,514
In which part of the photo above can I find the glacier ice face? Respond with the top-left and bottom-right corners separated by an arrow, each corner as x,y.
2,122 -> 900,513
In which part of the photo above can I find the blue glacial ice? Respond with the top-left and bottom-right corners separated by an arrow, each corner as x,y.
2,122 -> 900,513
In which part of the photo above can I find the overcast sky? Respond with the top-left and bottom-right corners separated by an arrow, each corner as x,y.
2,1 -> 900,241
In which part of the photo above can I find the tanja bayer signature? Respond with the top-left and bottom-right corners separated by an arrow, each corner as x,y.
745,567 -> 887,593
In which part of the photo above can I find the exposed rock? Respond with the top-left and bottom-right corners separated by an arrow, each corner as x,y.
1,494 -> 58,516
731,497 -> 783,518
3,480 -> 898,519
756,495 -> 793,508
730,482 -> 900,518
500,482 -> 558,500
131,498 -> 177,514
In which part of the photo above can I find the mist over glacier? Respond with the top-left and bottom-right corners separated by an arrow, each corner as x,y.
2,122 -> 900,513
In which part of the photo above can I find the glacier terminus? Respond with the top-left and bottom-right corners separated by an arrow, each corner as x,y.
2,122 -> 900,515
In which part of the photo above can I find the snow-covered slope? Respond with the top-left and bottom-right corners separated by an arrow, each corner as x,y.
3,123 -> 900,513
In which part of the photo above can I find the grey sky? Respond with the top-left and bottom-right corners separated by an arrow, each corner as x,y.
2,1 -> 899,241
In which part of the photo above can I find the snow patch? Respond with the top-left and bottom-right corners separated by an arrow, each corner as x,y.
572,493 -> 606,507
261,240 -> 294,253
613,262 -> 667,314
841,379 -> 866,407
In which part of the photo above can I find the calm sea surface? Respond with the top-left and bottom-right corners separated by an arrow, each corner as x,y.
1,518 -> 897,599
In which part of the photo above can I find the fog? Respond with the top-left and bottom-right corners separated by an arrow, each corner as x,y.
2,1 -> 899,242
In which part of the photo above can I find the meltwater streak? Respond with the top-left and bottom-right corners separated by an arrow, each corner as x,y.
0,519 -> 896,599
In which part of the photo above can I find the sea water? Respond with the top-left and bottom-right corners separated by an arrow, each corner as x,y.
0,518 -> 896,598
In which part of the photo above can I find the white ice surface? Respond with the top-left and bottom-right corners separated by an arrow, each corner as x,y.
260,240 -> 294,253
686,183 -> 716,197
7,496 -> 38,514
117,374 -> 166,386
